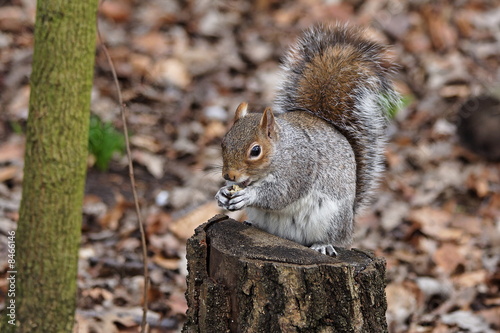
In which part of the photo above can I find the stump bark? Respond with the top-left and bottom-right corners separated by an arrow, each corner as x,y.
183,215 -> 388,333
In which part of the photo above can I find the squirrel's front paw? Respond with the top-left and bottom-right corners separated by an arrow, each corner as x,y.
215,185 -> 252,211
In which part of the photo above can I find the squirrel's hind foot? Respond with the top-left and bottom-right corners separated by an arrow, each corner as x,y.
310,243 -> 338,256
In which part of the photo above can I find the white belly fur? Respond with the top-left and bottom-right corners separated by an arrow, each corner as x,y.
246,191 -> 343,246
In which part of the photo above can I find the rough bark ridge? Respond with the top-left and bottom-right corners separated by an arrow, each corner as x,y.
183,215 -> 388,333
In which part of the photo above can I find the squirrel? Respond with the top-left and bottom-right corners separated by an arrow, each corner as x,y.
215,24 -> 399,255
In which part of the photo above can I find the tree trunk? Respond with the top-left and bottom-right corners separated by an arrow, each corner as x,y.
1,0 -> 98,332
183,215 -> 388,333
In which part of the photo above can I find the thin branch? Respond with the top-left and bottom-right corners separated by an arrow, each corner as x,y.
96,20 -> 150,333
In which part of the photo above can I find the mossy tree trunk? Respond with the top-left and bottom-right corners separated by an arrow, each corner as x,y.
2,0 -> 98,332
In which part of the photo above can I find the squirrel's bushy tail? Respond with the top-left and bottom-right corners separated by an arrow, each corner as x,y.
275,24 -> 399,212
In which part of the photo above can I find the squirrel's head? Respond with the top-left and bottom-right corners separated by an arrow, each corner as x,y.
221,102 -> 277,186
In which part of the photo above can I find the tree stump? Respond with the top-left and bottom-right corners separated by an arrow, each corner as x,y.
183,215 -> 388,333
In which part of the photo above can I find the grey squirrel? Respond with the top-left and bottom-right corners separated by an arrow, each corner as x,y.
215,25 -> 399,255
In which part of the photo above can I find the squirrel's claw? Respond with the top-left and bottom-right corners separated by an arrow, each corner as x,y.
310,243 -> 338,256
226,189 -> 248,211
226,197 -> 246,211
215,185 -> 249,211
215,186 -> 230,208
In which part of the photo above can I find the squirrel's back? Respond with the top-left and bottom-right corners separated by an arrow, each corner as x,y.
275,24 -> 399,212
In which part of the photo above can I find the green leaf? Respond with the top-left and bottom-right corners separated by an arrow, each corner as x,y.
9,121 -> 24,134
386,94 -> 413,119
88,115 -> 125,171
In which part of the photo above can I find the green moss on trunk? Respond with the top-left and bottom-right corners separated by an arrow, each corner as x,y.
1,0 -> 98,332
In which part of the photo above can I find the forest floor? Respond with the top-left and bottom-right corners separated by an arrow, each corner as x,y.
1,0 -> 500,332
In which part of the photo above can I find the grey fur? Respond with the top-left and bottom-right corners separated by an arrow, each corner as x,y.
275,24 -> 399,212
216,25 -> 399,253
217,112 -> 356,247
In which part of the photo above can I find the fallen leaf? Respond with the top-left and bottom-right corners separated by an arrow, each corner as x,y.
422,5 -> 457,52
116,237 -> 141,251
439,84 -> 470,98
73,312 -> 92,333
0,141 -> 25,163
81,287 -> 114,303
386,281 -> 420,329
150,58 -> 191,88
152,254 -> 180,271
149,232 -> 182,257
100,0 -> 132,23
436,228 -> 466,242
380,201 -> 410,231
0,166 -> 18,182
441,310 -> 495,333
453,270 -> 487,288
145,210 -> 172,235
169,201 -> 221,240
403,29 -> 432,53
169,187 -> 208,210
410,207 -> 452,240
433,242 -> 464,274
450,215 -> 482,236
130,134 -> 162,153
0,6 -> 28,32
99,193 -> 130,230
132,150 -> 164,179
466,171 -> 490,198
166,290 -> 188,316
477,307 -> 500,330
202,121 -> 227,143
416,276 -> 451,299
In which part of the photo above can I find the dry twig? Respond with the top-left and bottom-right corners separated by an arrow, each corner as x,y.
96,19 -> 150,333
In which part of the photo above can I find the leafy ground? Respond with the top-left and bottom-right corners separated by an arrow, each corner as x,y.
1,0 -> 500,332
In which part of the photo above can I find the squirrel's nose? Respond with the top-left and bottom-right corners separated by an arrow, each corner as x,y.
223,173 -> 235,181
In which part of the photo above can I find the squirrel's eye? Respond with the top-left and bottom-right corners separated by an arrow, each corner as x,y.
249,145 -> 261,158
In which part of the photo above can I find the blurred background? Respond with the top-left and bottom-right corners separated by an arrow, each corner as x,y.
0,0 -> 499,332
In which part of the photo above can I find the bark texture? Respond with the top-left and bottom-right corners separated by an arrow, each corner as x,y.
1,1 -> 98,332
183,215 -> 388,333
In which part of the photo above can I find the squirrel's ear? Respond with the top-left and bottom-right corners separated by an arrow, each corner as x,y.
234,102 -> 248,121
260,107 -> 276,139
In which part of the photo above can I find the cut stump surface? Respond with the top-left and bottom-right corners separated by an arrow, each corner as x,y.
183,214 -> 388,333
